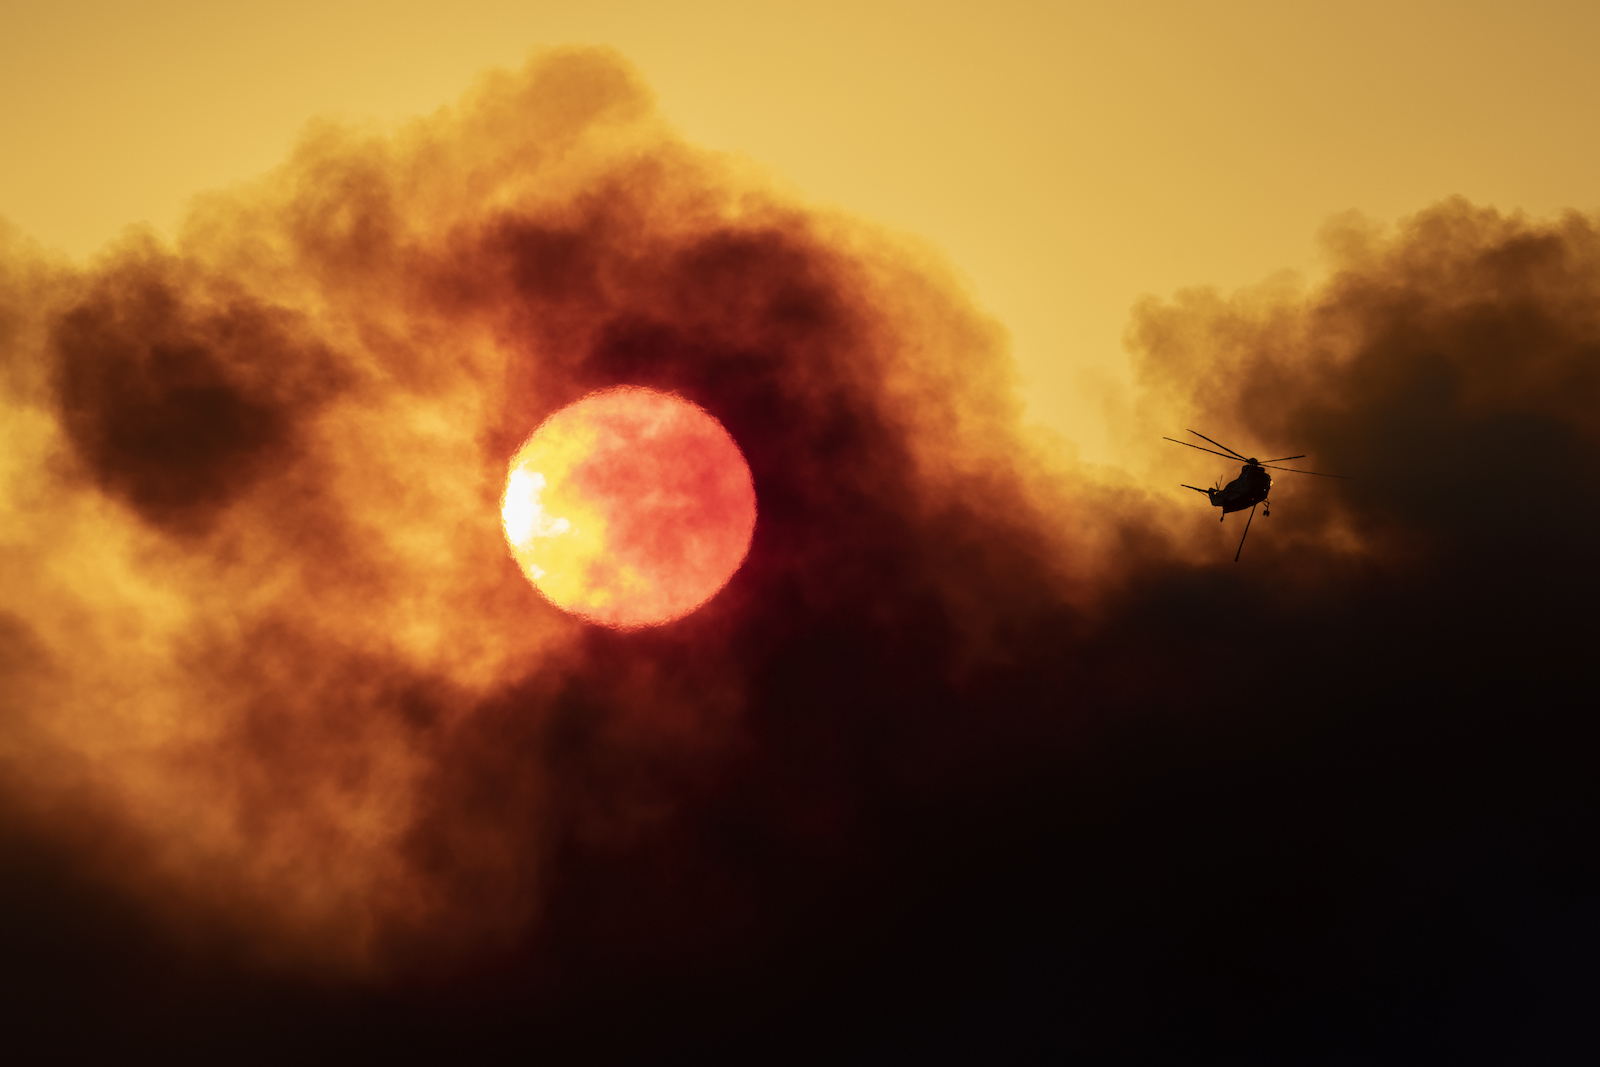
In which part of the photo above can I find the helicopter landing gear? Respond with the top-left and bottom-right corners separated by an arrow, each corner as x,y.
1263,503 -> 1270,517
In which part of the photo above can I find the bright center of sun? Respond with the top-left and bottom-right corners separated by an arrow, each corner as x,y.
500,386 -> 757,629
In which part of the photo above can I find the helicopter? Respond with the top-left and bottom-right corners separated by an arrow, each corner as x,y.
1165,429 -> 1348,561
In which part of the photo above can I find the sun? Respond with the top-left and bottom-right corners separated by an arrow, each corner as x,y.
501,387 -> 757,629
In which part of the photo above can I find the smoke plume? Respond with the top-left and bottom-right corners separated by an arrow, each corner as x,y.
1,48 -> 1596,1061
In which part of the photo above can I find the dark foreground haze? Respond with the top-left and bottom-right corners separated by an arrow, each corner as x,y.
2,50 -> 1596,1062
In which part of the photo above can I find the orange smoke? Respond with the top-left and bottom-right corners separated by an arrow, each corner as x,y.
0,47 -> 1086,973
3,46 -> 1600,1060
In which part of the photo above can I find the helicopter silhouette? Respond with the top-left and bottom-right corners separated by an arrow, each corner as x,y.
1165,429 -> 1348,561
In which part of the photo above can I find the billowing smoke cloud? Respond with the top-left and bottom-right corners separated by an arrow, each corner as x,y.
1,49 -> 1596,1061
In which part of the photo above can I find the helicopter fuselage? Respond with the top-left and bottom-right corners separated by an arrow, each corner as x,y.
1197,461 -> 1272,515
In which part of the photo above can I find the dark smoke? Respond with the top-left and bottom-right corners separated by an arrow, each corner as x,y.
1,49 -> 1597,1062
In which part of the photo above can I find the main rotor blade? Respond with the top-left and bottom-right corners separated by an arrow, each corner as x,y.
1166,439 -> 1349,478
1187,429 -> 1248,459
1261,454 -> 1305,463
1259,464 -> 1351,478
1164,438 -> 1248,463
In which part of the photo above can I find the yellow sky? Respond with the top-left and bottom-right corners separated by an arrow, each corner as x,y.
5,0 -> 1597,462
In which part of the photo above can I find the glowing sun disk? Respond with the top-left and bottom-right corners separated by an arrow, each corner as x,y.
501,387 -> 756,629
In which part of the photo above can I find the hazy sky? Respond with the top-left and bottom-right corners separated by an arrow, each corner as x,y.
6,10 -> 1600,1057
6,0 -> 1597,462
